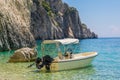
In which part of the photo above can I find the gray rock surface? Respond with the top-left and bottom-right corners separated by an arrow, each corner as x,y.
81,23 -> 98,38
0,0 -> 36,51
0,0 -> 97,51
30,0 -> 97,39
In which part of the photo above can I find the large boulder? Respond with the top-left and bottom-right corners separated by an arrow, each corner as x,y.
8,47 -> 37,62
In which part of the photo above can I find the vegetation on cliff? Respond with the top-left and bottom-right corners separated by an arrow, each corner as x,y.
42,1 -> 53,16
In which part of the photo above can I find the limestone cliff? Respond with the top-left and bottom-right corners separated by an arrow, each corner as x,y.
0,0 -> 36,51
30,0 -> 97,39
81,23 -> 98,38
0,0 -> 97,51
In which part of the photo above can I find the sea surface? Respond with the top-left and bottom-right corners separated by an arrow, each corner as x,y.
0,38 -> 120,80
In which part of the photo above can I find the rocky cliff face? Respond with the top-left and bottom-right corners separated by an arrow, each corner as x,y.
0,0 -> 36,51
81,23 -> 97,38
30,0 -> 97,39
0,0 -> 97,51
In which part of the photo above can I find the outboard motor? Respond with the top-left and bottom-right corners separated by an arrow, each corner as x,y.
35,55 -> 54,71
35,57 -> 44,69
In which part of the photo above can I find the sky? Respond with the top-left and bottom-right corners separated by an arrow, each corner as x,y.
63,0 -> 120,37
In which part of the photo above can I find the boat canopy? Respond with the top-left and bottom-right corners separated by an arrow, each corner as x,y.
42,38 -> 79,45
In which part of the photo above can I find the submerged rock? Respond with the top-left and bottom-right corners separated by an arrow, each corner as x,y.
8,47 -> 37,62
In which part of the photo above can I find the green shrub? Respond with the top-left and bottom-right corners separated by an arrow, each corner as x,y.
42,1 -> 51,11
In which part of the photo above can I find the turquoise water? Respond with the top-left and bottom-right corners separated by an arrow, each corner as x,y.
0,38 -> 120,80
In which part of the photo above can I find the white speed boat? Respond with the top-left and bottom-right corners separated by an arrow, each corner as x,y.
39,38 -> 98,71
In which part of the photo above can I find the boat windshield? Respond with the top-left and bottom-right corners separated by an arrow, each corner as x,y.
41,38 -> 80,58
41,43 -> 62,58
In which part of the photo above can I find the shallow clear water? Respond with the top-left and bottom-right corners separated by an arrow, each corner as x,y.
0,38 -> 120,80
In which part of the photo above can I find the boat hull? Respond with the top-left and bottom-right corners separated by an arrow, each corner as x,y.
41,52 -> 98,71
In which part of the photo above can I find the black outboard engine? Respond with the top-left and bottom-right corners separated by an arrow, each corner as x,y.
35,57 -> 44,69
35,55 -> 54,71
42,55 -> 54,70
